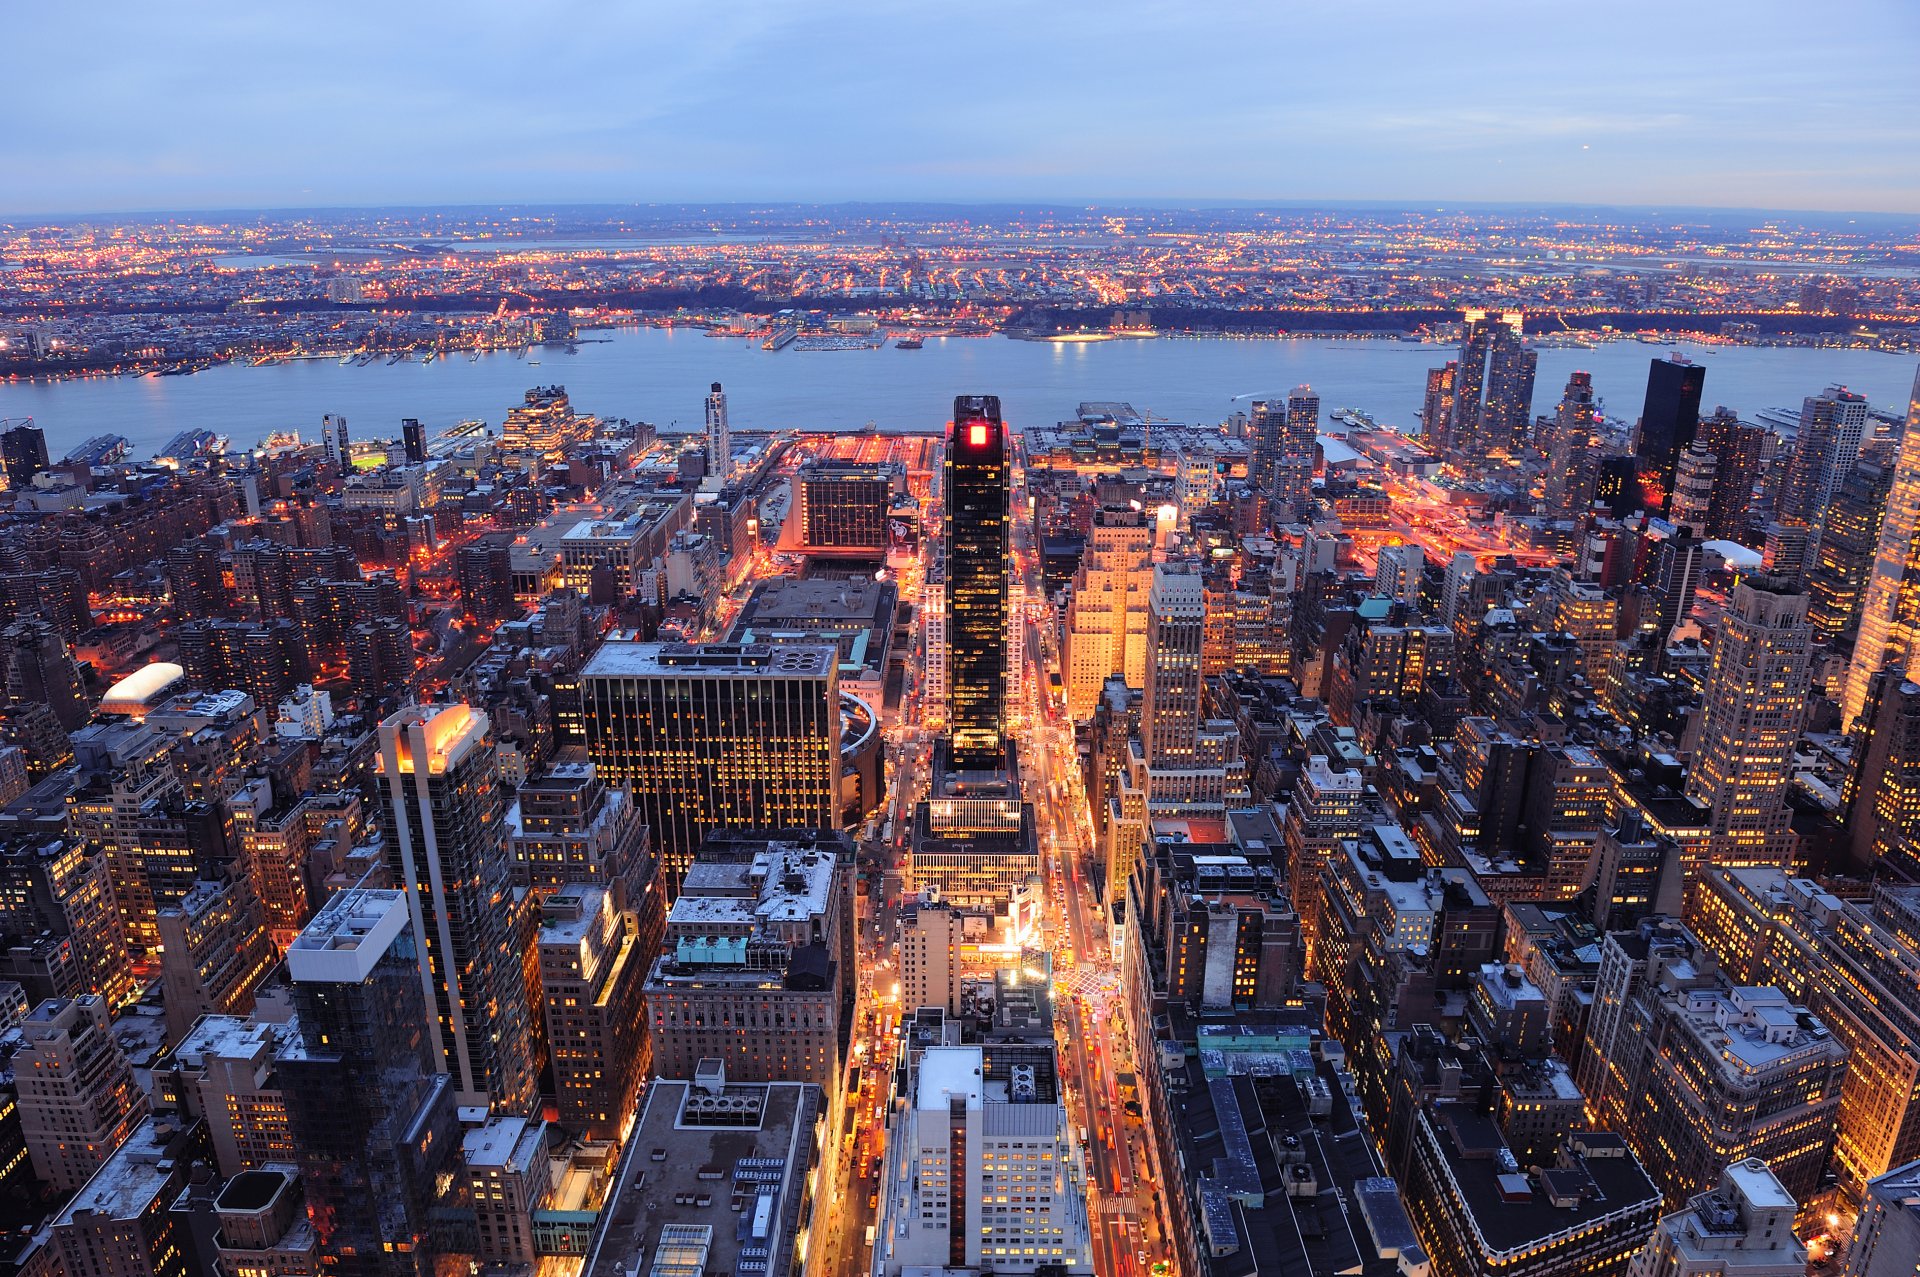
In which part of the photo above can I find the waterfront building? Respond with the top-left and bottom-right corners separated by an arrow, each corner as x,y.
704,380 -> 729,478
1421,361 -> 1458,455
377,702 -> 538,1112
794,459 -> 896,553
1625,1159 -> 1805,1277
1452,310 -> 1535,458
501,385 -> 585,456
1271,384 -> 1319,521
279,889 -> 457,1277
1635,355 -> 1707,513
580,640 -> 841,891
1,421 -> 47,487
1682,575 -> 1812,868
947,394 -> 1010,768
1841,368 -> 1920,728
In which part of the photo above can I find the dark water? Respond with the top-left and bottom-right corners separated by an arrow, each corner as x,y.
3,327 -> 1914,459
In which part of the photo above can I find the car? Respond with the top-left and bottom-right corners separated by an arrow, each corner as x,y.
869,1192 -> 879,1209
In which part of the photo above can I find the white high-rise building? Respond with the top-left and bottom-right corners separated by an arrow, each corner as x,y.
704,381 -> 729,479
1375,542 -> 1424,605
876,1044 -> 1092,1275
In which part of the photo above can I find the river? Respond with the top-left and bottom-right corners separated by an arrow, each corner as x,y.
2,327 -> 1915,460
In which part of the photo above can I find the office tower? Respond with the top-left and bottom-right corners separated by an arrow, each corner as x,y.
899,898 -> 964,1015
1543,371 -> 1599,517
16,995 -> 149,1192
1761,521 -> 1814,582
580,640 -> 840,890
1452,309 -> 1533,458
378,702 -> 538,1112
1849,1160 -> 1920,1277
155,875 -> 275,1043
1248,396 -> 1285,493
1807,457 -> 1894,644
1625,1159 -> 1805,1277
1683,575 -> 1812,868
704,381 -> 729,477
1421,361 -> 1458,454
0,833 -> 134,1008
1841,369 -> 1920,728
644,834 -> 852,1090
1,618 -> 89,731
537,884 -> 647,1141
1695,407 -> 1767,539
877,1043 -> 1092,1275
1269,384 -> 1319,521
45,1119 -> 201,1277
1635,355 -> 1707,512
1062,506 -> 1152,719
0,420 -> 47,487
911,765 -> 1038,910
1686,868 -> 1920,1195
1374,542 -> 1424,605
923,552 -> 948,721
1595,454 -> 1641,517
1778,385 -> 1871,529
1650,531 -> 1704,642
1853,678 -> 1920,879
280,889 -> 457,1277
1402,1120 -> 1661,1277
794,459 -> 895,552
500,385 -> 582,454
400,416 -> 427,466
1141,564 -> 1204,767
1668,443 -> 1718,538
946,394 -> 1010,768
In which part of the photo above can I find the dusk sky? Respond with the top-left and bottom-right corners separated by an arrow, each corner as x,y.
12,0 -> 1920,216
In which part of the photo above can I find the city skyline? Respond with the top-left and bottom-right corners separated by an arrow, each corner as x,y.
10,1 -> 1920,216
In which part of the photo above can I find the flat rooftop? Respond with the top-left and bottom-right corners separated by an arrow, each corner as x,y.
582,640 -> 836,681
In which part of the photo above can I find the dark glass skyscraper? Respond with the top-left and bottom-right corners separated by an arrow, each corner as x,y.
281,889 -> 457,1277
1635,355 -> 1706,512
1,421 -> 47,487
946,394 -> 1009,768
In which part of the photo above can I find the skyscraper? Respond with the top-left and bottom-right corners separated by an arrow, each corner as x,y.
1777,385 -> 1871,530
281,889 -> 457,1277
947,394 -> 1010,768
1248,396 -> 1284,493
1452,310 -> 1534,457
400,416 -> 427,466
1141,564 -> 1204,767
378,702 -> 538,1111
1667,443 -> 1718,537
1635,355 -> 1706,512
1421,361 -> 1458,455
1543,371 -> 1599,518
1062,506 -> 1152,719
1842,368 -> 1920,729
322,412 -> 349,469
1695,406 -> 1768,539
704,381 -> 729,478
1807,456 -> 1894,644
1272,384 -> 1319,522
1,420 -> 47,487
1683,575 -> 1813,868
580,640 -> 841,888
